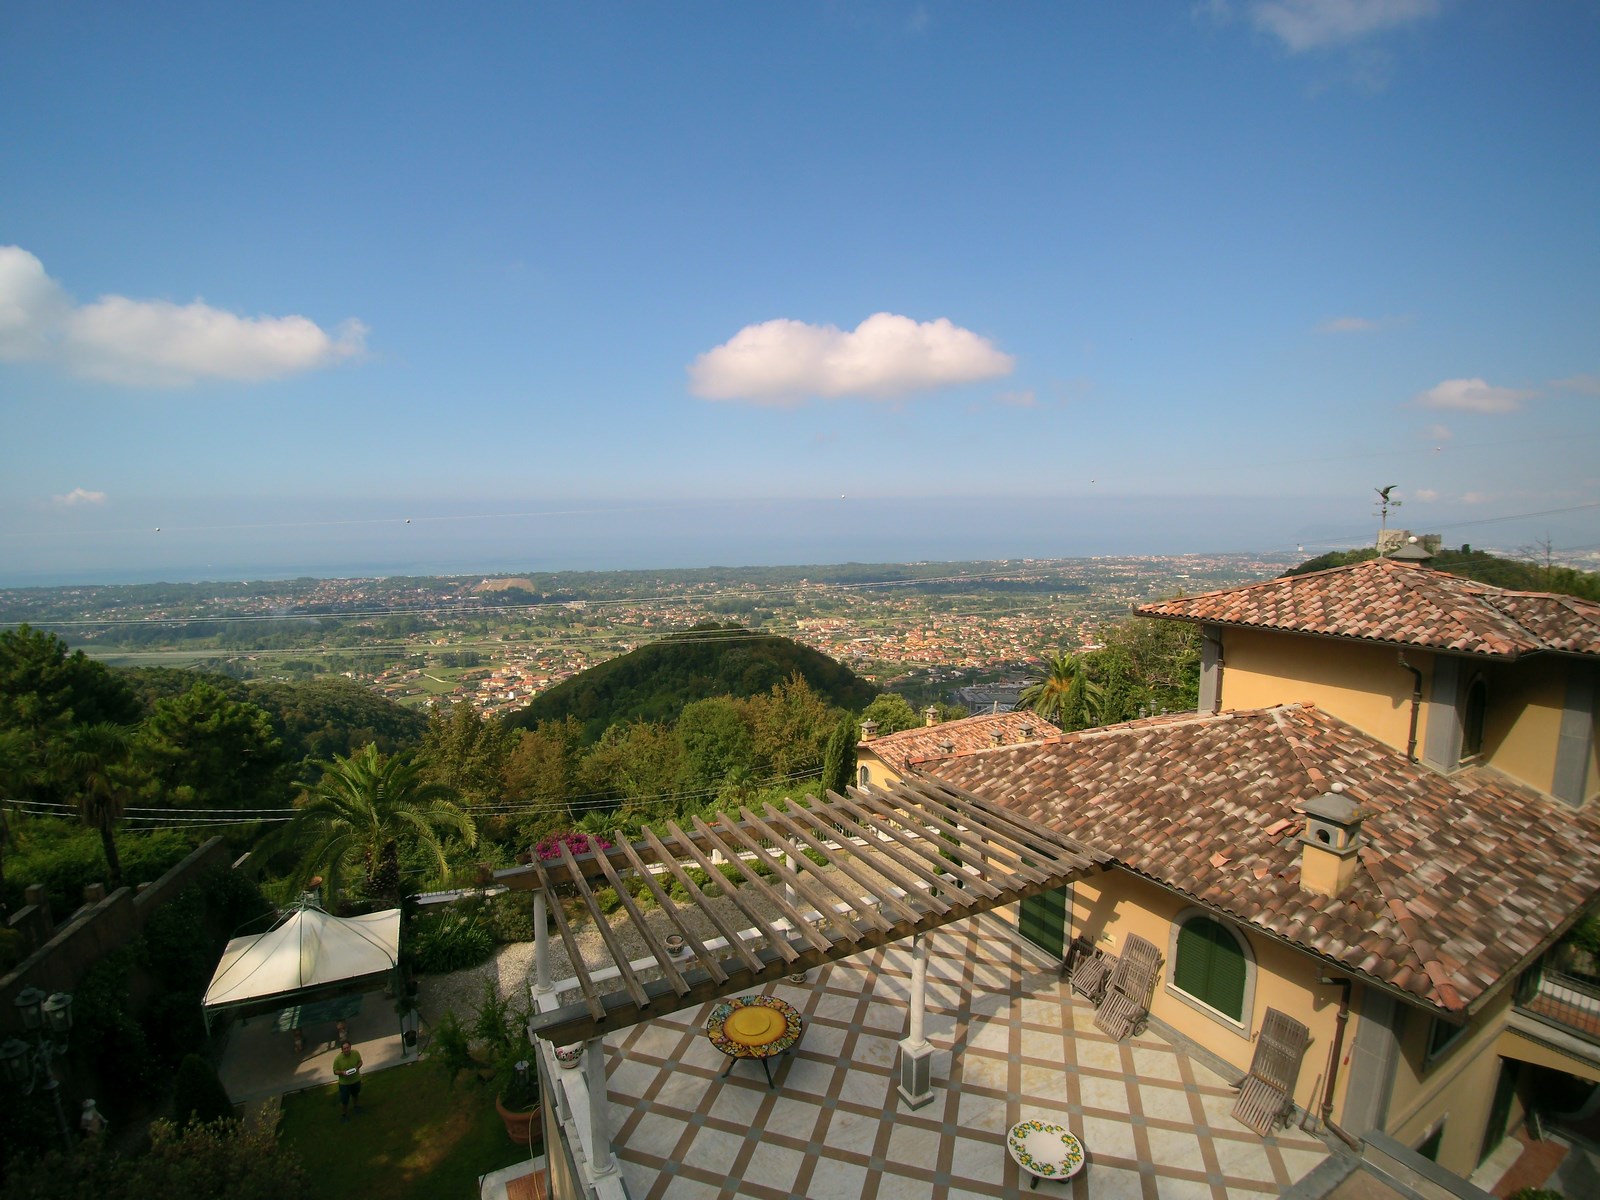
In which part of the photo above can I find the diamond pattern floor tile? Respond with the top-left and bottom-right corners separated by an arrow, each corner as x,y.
597,911 -> 1332,1197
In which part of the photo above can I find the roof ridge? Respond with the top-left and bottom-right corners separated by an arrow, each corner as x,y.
1357,845 -> 1466,1011
1267,704 -> 1331,793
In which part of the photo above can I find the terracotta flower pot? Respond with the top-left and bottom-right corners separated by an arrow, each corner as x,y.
495,1092 -> 542,1148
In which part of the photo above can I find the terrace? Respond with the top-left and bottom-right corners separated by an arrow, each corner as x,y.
520,907 -> 1332,1199
480,769 -> 1341,1200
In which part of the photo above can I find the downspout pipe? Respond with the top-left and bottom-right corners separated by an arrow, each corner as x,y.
1397,652 -> 1423,763
1202,628 -> 1225,715
1318,974 -> 1362,1150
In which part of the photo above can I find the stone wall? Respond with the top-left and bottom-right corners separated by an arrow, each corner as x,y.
0,837 -> 232,1030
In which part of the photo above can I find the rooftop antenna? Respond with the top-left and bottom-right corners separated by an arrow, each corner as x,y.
1373,485 -> 1402,546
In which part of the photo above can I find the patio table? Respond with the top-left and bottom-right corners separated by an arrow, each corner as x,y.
1006,1119 -> 1085,1189
705,995 -> 803,1088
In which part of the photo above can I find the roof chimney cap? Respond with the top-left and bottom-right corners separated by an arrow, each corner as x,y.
1302,790 -> 1363,826
925,705 -> 939,727
938,739 -> 954,754
1390,537 -> 1434,562
860,719 -> 879,741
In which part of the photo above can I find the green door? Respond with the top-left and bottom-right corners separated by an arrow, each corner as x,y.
1020,886 -> 1069,958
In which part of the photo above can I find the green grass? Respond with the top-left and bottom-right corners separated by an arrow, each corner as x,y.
278,1062 -> 531,1200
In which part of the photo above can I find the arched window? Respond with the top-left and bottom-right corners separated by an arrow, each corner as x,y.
1171,914 -> 1250,1024
1461,676 -> 1488,760
858,765 -> 870,788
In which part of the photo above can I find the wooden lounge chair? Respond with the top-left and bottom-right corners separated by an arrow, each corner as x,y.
1092,934 -> 1162,1040
1069,948 -> 1116,1006
1231,1008 -> 1311,1136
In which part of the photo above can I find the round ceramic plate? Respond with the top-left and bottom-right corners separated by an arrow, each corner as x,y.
1007,1121 -> 1084,1177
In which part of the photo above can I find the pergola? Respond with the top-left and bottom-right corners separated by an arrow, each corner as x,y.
494,776 -> 1109,1180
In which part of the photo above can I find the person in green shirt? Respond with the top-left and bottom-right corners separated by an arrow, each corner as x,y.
333,1040 -> 363,1122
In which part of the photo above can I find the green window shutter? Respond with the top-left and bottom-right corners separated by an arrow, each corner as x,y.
1174,917 -> 1246,1021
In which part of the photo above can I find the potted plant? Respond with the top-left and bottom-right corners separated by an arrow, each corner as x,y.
469,980 -> 543,1149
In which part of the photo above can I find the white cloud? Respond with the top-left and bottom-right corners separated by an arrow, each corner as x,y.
51,487 -> 106,507
1551,374 -> 1600,397
1415,377 -> 1535,414
688,312 -> 1015,404
1251,0 -> 1440,52
1412,488 -> 1438,502
1424,423 -> 1452,441
0,245 -> 366,387
1460,491 -> 1493,505
1318,315 -> 1380,333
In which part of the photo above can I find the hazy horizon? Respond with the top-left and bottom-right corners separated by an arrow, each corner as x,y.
4,6 -> 1595,586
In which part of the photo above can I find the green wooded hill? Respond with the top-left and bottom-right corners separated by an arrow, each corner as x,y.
1283,545 -> 1600,601
503,622 -> 878,742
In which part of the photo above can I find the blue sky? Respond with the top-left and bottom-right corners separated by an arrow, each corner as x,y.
2,2 -> 1597,584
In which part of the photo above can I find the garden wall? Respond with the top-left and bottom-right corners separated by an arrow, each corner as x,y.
0,837 -> 232,1029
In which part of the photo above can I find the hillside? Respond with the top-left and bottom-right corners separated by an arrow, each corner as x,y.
504,622 -> 877,741
1283,546 -> 1600,601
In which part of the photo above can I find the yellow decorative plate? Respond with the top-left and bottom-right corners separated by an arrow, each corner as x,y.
725,1005 -> 785,1046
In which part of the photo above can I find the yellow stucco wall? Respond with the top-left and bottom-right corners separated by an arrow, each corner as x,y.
855,748 -> 901,791
1068,871 -> 1349,1115
1383,990 -> 1512,1177
1218,629 -> 1434,754
1067,868 -> 1518,1175
1478,657 -> 1568,798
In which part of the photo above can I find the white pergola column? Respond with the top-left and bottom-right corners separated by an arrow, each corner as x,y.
785,843 -> 807,983
897,933 -> 937,1109
533,889 -> 552,995
583,1038 -> 617,1177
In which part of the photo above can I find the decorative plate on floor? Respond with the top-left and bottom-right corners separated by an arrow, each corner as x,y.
1007,1121 -> 1084,1177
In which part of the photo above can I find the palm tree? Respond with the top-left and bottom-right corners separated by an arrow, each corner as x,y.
1018,652 -> 1104,732
286,743 -> 477,902
59,723 -> 137,888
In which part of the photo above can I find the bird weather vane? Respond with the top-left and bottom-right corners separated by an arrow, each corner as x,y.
1373,485 -> 1402,542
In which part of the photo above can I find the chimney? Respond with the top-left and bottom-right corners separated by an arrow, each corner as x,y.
938,739 -> 954,755
924,705 -> 939,727
860,719 -> 879,742
990,728 -> 1005,747
1019,722 -> 1035,739
1298,785 -> 1366,898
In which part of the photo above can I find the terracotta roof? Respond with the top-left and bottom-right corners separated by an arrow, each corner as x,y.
860,710 -> 1062,775
1136,557 -> 1600,659
927,705 -> 1600,1014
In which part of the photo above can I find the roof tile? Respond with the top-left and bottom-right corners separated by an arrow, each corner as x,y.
1137,557 -> 1600,659
929,704 -> 1600,1014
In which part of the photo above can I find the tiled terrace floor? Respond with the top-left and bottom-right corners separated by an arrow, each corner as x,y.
597,912 -> 1331,1199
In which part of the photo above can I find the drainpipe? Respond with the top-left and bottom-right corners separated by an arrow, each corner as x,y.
1397,653 -> 1423,763
1202,628 -> 1225,714
1318,974 -> 1362,1149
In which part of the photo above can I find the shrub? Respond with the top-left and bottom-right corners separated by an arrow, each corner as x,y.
146,991 -> 209,1069
71,949 -> 161,1102
594,886 -> 623,915
485,891 -> 535,942
172,1053 -> 236,1125
423,1009 -> 475,1087
411,907 -> 495,975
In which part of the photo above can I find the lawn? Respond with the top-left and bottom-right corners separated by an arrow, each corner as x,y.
278,1061 -> 532,1200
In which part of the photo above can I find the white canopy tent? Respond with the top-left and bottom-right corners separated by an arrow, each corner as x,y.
202,904 -> 401,1031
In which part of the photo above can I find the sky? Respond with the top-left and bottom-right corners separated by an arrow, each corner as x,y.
2,1 -> 1597,585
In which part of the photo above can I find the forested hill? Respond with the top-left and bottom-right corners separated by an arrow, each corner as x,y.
1283,546 -> 1600,601
504,623 -> 877,741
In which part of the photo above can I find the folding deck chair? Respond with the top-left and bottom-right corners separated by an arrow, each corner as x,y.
1069,946 -> 1116,1006
1230,1008 -> 1311,1136
1091,934 -> 1163,1040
